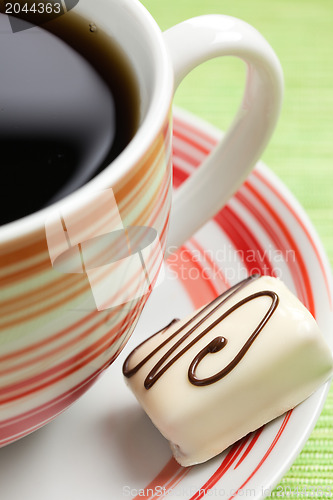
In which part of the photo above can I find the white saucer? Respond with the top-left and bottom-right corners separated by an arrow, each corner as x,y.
0,108 -> 332,500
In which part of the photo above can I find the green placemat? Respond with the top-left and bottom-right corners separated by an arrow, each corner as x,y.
141,0 -> 333,495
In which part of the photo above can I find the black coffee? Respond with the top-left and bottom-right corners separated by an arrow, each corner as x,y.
0,10 -> 139,226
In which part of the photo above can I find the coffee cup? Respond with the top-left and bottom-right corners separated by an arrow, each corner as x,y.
0,0 -> 283,446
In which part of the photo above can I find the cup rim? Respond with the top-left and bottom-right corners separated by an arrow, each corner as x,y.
0,0 -> 174,243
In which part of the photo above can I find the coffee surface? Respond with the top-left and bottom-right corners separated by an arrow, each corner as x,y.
0,11 -> 139,225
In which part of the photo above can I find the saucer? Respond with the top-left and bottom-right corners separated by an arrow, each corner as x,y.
0,108 -> 332,500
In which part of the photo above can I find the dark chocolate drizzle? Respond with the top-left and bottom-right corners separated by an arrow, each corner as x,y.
123,275 -> 279,389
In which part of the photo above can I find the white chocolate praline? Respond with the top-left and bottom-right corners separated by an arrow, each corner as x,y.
123,276 -> 333,466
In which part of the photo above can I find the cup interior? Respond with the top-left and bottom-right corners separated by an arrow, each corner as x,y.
73,0 -> 173,149
0,0 -> 173,239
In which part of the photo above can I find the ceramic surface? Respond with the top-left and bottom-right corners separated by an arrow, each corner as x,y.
0,110 -> 331,499
0,3 -> 283,445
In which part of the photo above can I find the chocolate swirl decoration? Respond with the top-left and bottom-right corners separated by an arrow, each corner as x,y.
123,275 -> 279,389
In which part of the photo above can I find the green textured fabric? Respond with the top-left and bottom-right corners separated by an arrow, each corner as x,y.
141,0 -> 333,495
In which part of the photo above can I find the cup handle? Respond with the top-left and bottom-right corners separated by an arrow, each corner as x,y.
163,15 -> 284,255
